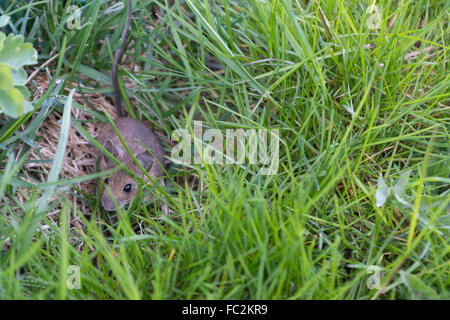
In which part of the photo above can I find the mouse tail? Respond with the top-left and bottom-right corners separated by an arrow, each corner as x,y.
112,0 -> 133,118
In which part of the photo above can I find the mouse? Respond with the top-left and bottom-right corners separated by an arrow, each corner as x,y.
95,0 -> 165,211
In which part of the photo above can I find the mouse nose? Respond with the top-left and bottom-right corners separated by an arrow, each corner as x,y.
103,203 -> 115,211
101,197 -> 116,211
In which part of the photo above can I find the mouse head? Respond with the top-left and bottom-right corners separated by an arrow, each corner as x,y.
101,165 -> 145,211
100,141 -> 162,211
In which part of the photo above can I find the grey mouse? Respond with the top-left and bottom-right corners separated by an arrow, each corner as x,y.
95,0 -> 165,211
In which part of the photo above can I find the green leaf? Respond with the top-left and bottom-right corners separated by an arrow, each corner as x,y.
0,64 -> 25,118
22,99 -> 34,114
0,15 -> 10,28
0,31 -> 38,118
0,31 -> 37,118
0,32 -> 37,69
14,84 -> 29,98
10,67 -> 27,85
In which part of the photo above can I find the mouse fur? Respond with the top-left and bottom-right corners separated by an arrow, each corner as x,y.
96,117 -> 165,211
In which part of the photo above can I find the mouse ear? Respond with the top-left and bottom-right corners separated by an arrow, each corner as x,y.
136,151 -> 155,170
104,139 -> 120,163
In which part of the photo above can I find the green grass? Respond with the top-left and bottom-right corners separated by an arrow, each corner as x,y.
0,0 -> 449,299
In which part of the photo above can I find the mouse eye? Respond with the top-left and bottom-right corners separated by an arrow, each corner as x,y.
123,183 -> 132,193
105,178 -> 109,184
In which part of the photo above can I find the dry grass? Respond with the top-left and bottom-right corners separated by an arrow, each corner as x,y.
21,72 -> 122,216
